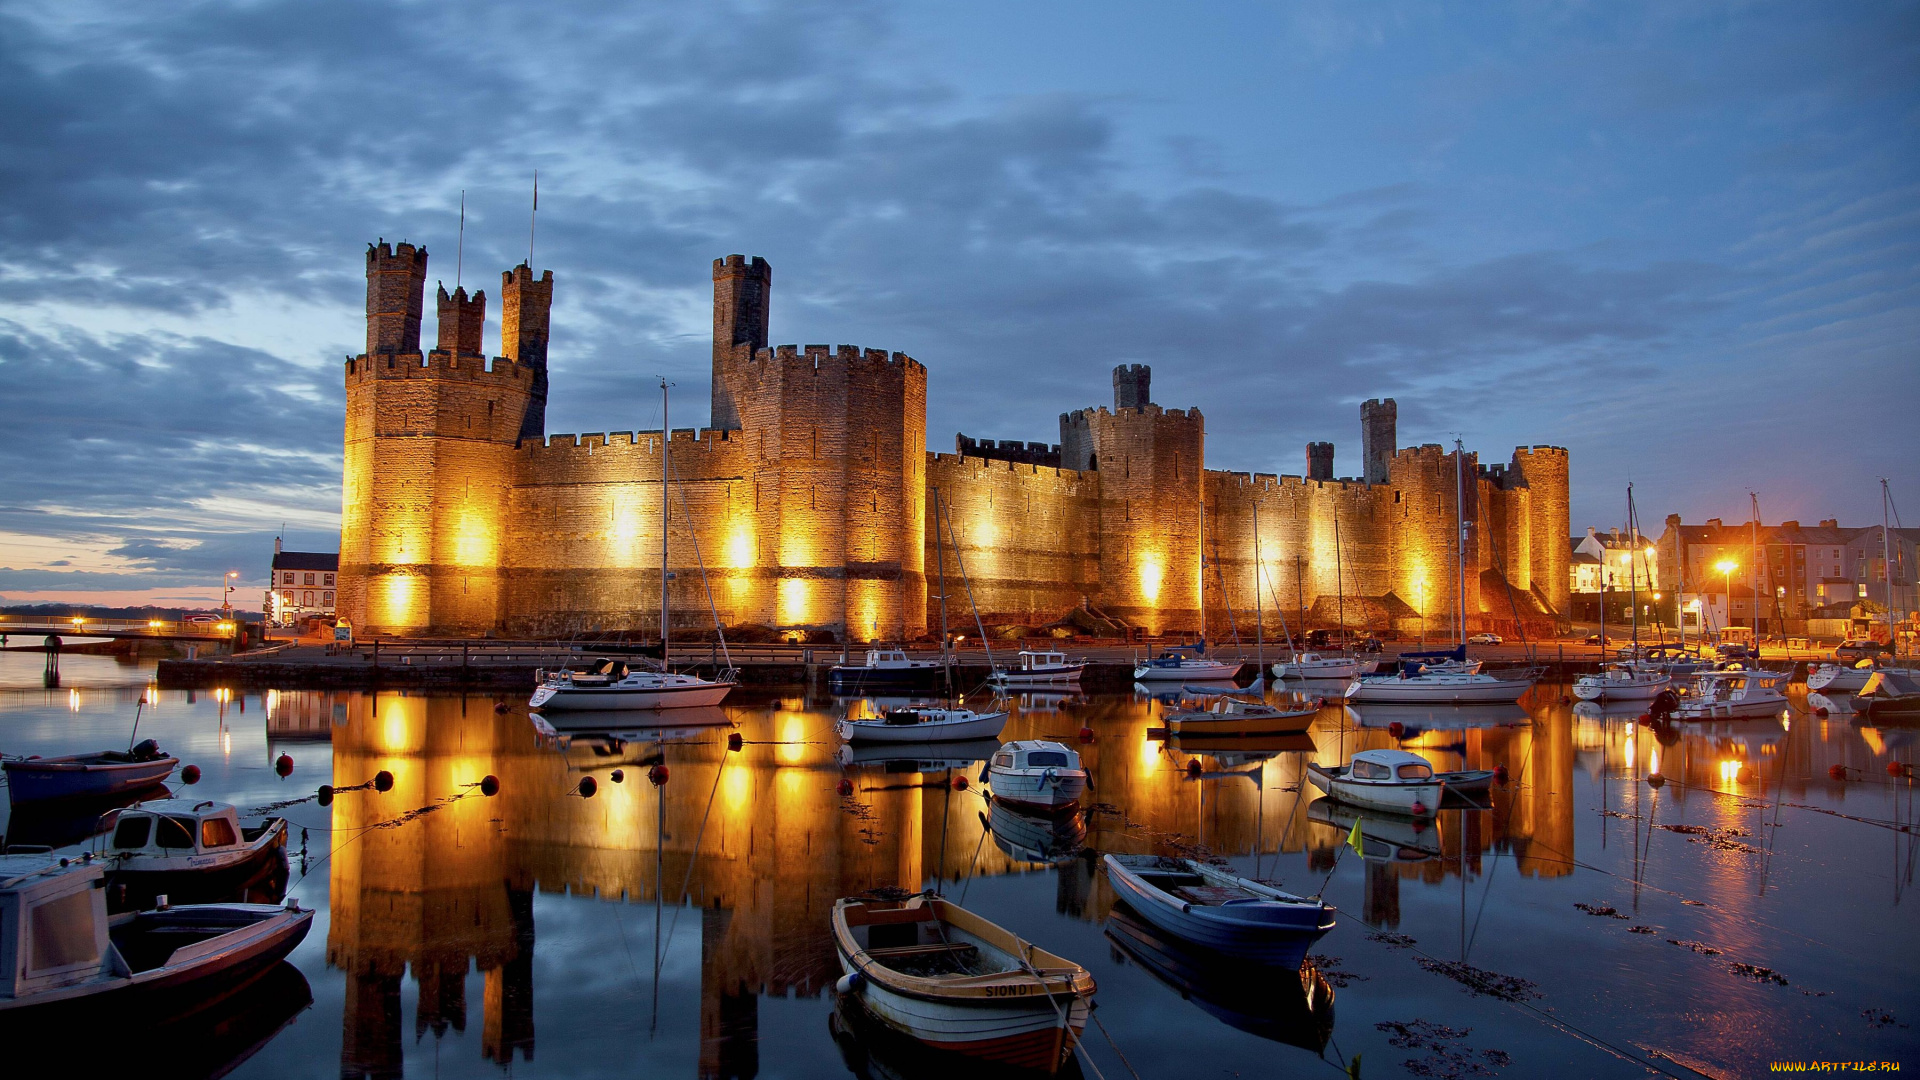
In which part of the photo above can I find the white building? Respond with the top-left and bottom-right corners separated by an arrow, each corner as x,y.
267,539 -> 339,627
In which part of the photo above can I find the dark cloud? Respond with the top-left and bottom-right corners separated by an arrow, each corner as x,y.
0,0 -> 1914,597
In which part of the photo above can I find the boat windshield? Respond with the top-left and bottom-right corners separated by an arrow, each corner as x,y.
156,817 -> 195,849
1397,763 -> 1433,780
201,817 -> 237,847
112,815 -> 151,849
1026,751 -> 1072,767
1352,760 -> 1391,779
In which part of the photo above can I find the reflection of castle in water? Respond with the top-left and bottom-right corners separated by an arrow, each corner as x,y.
323,692 -> 1578,1076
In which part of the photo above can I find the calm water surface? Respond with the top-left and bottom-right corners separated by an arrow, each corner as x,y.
1,652 -> 1915,1078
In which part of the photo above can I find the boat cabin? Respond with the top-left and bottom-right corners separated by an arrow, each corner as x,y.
566,658 -> 631,685
991,742 -> 1082,772
0,854 -> 112,1000
1017,650 -> 1071,669
1346,749 -> 1435,782
109,799 -> 263,858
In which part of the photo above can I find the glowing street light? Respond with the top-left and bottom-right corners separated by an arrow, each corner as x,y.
1716,559 -> 1738,640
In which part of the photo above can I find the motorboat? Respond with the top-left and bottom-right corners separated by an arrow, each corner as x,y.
831,894 -> 1095,1074
1852,669 -> 1920,720
838,738 -> 1001,773
1671,669 -> 1789,720
1345,665 -> 1533,705
2,741 -> 178,804
989,651 -> 1087,687
1808,661 -> 1877,694
828,649 -> 945,691
837,707 -> 1009,744
0,786 -> 167,852
1271,652 -> 1373,681
986,741 -> 1087,810
1572,664 -> 1670,702
1162,695 -> 1315,735
1102,904 -> 1334,1054
104,799 -> 290,913
1102,855 -> 1333,966
1133,645 -> 1239,683
989,800 -> 1087,865
0,853 -> 313,1031
1305,797 -> 1443,862
1346,701 -> 1531,731
1305,748 -> 1445,817
1392,645 -> 1482,675
529,657 -> 733,711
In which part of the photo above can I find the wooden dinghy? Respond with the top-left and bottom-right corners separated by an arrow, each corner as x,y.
1103,854 -> 1334,966
831,895 -> 1095,1074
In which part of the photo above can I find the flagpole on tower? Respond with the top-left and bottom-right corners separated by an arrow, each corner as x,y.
455,189 -> 466,289
528,170 -> 538,269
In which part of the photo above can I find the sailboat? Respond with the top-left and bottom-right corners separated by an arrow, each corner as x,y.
1272,508 -> 1371,680
1574,484 -> 1669,702
1346,440 -> 1535,706
529,379 -> 736,712
1135,493 -> 1240,683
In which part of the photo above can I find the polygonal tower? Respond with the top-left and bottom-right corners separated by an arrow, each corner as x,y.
338,241 -> 544,636
711,255 -> 771,431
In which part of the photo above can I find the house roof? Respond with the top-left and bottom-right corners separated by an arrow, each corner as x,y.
272,551 -> 338,572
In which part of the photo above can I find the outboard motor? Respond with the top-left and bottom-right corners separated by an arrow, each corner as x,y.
131,739 -> 163,761
1649,688 -> 1680,722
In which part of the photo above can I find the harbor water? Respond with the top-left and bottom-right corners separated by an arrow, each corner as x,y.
1,650 -> 1914,1077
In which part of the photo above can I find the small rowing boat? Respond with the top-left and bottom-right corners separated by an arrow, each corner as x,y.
831,894 -> 1095,1074
1103,854 -> 1333,966
2,741 -> 178,804
1163,695 -> 1315,735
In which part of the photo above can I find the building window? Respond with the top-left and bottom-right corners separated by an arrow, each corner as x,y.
323,591 -> 334,605
324,574 -> 334,586
283,572 -> 295,584
303,591 -> 315,607
281,592 -> 293,604
304,573 -> 316,586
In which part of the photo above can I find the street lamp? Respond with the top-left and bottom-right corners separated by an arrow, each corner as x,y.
1716,560 -> 1738,642
223,571 -> 239,625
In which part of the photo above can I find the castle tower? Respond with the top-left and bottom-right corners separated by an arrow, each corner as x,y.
501,263 -> 553,443
1306,442 -> 1334,481
436,284 -> 486,357
1113,364 -> 1151,410
1361,398 -> 1396,485
366,240 -> 428,356
339,242 -> 539,636
711,255 -> 771,431
1511,446 -> 1571,617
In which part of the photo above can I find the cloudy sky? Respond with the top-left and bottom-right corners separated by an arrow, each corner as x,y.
1,0 -> 1914,607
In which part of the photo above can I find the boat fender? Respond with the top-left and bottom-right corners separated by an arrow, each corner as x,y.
835,972 -> 865,995
1388,721 -> 1405,739
317,784 -> 334,806
1828,764 -> 1847,781
275,753 -> 294,778
374,770 -> 395,793
577,776 -> 597,798
180,764 -> 201,785
480,775 -> 500,797
1410,802 -> 1427,816
610,769 -> 625,784
837,777 -> 854,797
649,764 -> 669,786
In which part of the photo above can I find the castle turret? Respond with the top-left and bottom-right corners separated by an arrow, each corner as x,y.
501,263 -> 553,442
1306,442 -> 1334,481
366,241 -> 428,356
339,242 -> 538,637
1511,445 -> 1571,617
1113,364 -> 1151,410
711,255 -> 771,431
436,284 -> 486,357
1361,397 -> 1396,485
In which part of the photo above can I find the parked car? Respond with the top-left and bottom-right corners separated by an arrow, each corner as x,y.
1584,634 -> 1609,645
1715,642 -> 1753,660
1468,633 -> 1503,645
1834,639 -> 1890,663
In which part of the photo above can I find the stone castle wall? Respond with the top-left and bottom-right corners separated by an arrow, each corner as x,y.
338,241 -> 1570,640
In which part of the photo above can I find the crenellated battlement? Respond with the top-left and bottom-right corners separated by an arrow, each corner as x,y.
748,343 -> 926,378
345,352 -> 531,385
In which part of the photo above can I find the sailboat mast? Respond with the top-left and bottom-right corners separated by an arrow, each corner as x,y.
1627,484 -> 1640,652
1884,479 -> 1896,655
1253,497 -> 1264,672
1198,493 -> 1207,647
1333,509 -> 1345,649
661,378 -> 671,666
1750,492 -> 1761,645
933,487 -> 951,696
1454,439 -> 1467,647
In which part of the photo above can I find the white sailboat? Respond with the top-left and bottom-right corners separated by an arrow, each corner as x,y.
530,378 -> 735,712
1572,485 -> 1669,703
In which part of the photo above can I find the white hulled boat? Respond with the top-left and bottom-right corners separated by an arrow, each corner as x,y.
1572,663 -> 1670,702
531,657 -> 733,711
1271,653 -> 1373,681
1345,664 -> 1533,705
1134,646 -> 1239,683
836,707 -> 1009,744
1672,669 -> 1789,719
986,741 -> 1087,810
1305,749 -> 1445,818
988,650 -> 1086,687
1163,695 -> 1315,734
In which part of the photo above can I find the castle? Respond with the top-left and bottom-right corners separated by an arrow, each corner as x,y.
338,242 -> 1569,640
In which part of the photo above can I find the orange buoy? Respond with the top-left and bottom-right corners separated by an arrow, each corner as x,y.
1186,759 -> 1203,777
1889,762 -> 1908,778
1493,765 -> 1509,784
317,784 -> 334,806
728,732 -> 744,751
610,769 -> 625,784
1828,764 -> 1847,781
374,770 -> 394,793
578,776 -> 597,798
1078,726 -> 1095,743
1814,706 -> 1830,718
952,775 -> 968,791
837,777 -> 854,797
648,764 -> 669,786
1410,801 -> 1428,816
479,774 -> 500,797
180,764 -> 201,785
493,702 -> 509,714
1636,713 -> 1652,724
1388,721 -> 1405,738
1735,766 -> 1754,784
275,754 -> 293,778
1648,773 -> 1665,789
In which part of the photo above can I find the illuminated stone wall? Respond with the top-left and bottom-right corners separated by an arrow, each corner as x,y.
925,454 -> 1101,628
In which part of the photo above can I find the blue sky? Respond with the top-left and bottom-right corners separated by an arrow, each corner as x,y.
0,0 -> 1914,605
